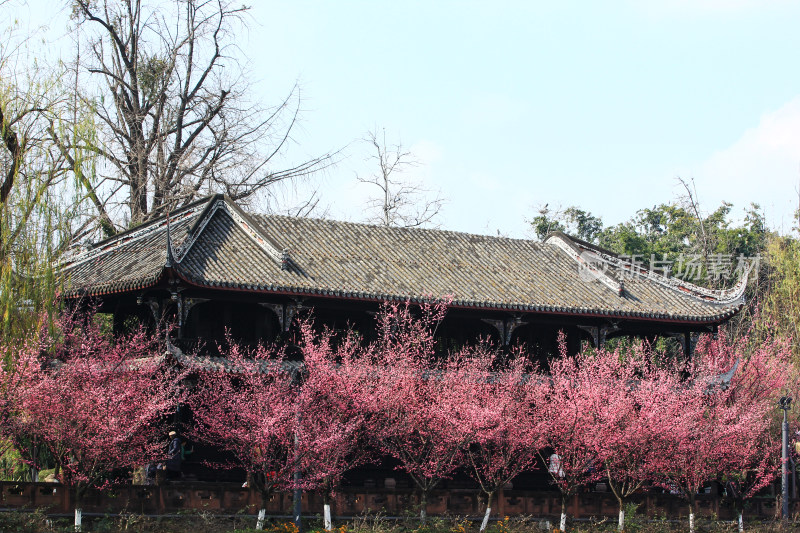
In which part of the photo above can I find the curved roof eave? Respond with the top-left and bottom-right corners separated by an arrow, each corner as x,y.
170,265 -> 741,326
544,231 -> 749,307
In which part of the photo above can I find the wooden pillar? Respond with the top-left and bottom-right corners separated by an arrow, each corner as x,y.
683,332 -> 699,358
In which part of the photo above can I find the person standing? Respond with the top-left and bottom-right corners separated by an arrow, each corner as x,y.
165,431 -> 183,480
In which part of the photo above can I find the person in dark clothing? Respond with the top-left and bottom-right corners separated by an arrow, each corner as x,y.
165,431 -> 183,480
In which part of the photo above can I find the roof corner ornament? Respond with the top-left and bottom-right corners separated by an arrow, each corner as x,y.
706,358 -> 740,391
165,212 -> 176,268
281,248 -> 290,271
716,265 -> 750,305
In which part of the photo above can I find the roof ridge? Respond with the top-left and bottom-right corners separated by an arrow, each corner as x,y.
545,232 -> 624,296
252,212 -> 547,247
70,196 -> 214,252
563,236 -> 749,306
173,196 -> 289,270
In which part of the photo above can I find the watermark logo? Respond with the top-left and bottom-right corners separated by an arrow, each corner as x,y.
577,251 -> 609,282
577,253 -> 760,283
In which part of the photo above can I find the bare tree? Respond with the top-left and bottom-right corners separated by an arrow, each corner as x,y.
677,176 -> 710,264
359,128 -> 443,228
64,0 -> 337,234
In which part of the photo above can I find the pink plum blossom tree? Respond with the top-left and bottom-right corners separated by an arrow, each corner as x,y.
696,330 -> 789,532
5,309 -> 182,531
584,343 -> 683,531
189,320 -> 372,531
187,338 -> 301,530
539,334 -> 606,532
0,325 -> 44,481
359,300 -> 479,523
650,329 -> 788,533
465,347 -> 544,532
294,321 -> 371,530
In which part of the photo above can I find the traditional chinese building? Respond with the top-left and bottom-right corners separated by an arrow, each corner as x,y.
60,194 -> 746,363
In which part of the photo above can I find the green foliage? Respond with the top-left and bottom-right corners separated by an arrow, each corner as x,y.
530,201 -> 770,289
0,175 -> 67,352
757,235 -> 800,359
0,439 -> 28,481
137,56 -> 171,101
92,313 -> 115,339
621,502 -> 644,533
0,200 -> 59,351
0,17 -> 99,347
530,206 -> 602,243
598,202 -> 769,262
0,507 -> 52,533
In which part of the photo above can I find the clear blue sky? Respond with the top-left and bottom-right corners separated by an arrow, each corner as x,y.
14,1 -> 800,237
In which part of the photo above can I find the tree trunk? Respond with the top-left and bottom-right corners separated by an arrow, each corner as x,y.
420,490 -> 427,524
688,495 -> 697,533
293,468 -> 302,532
613,492 -> 625,531
738,510 -> 743,533
0,106 -> 22,206
560,496 -> 567,532
29,443 -> 38,482
323,491 -> 332,530
256,490 -> 268,530
74,484 -> 84,532
324,504 -> 332,531
479,491 -> 494,533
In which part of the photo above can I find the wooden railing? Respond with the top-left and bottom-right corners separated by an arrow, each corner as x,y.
0,481 -> 787,521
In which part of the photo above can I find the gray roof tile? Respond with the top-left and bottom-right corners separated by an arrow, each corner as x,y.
60,195 -> 746,323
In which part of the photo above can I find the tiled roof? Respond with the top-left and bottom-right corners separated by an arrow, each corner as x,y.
59,198 -> 209,296
59,195 -> 747,324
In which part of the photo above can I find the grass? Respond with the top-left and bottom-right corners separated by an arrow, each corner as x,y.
1,509 -> 799,533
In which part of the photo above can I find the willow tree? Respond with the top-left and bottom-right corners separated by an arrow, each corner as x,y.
0,12 -> 84,341
758,235 -> 800,359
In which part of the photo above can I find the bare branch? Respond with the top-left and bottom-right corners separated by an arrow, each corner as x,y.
677,176 -> 709,262
70,0 -> 337,230
358,128 -> 444,228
